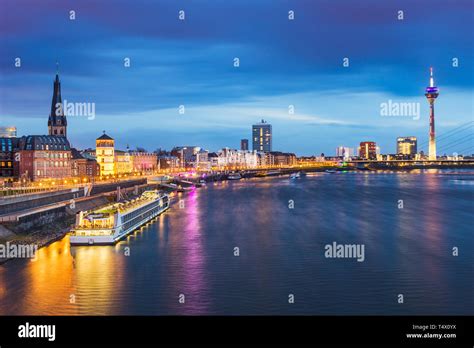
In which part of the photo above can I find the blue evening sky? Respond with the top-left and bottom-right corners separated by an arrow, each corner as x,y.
0,0 -> 473,155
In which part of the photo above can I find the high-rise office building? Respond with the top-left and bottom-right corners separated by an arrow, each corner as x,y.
241,139 -> 249,151
336,146 -> 354,159
252,119 -> 272,152
397,137 -> 417,155
359,141 -> 377,160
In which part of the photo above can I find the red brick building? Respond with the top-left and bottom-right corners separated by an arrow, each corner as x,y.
265,151 -> 297,166
130,151 -> 157,173
359,141 -> 377,160
71,148 -> 99,179
18,135 -> 72,181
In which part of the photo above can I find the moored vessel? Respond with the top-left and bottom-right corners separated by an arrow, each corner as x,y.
266,170 -> 281,177
70,190 -> 170,245
228,173 -> 242,180
290,172 -> 301,179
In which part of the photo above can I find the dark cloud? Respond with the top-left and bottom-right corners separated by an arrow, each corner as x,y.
0,0 -> 472,154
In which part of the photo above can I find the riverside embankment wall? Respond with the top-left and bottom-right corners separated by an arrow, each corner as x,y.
0,179 -> 146,216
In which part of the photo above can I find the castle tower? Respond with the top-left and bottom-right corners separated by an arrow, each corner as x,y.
96,132 -> 115,177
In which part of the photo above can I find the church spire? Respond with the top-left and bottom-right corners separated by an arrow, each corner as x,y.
48,64 -> 67,137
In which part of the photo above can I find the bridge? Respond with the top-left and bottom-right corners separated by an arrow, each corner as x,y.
348,159 -> 474,169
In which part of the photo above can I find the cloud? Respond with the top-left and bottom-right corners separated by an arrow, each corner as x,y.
0,0 -> 472,156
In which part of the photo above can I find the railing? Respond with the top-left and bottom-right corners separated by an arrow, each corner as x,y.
77,223 -> 114,229
72,229 -> 114,236
0,187 -> 59,198
0,215 -> 17,222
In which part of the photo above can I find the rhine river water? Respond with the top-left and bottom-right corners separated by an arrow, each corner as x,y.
0,170 -> 473,315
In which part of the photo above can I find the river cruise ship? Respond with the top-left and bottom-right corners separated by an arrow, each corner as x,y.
70,190 -> 169,245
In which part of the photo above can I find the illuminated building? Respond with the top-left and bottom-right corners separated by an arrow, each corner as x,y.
397,136 -> 417,155
18,135 -> 72,181
195,149 -> 210,170
216,148 -> 258,168
252,119 -> 272,152
0,137 -> 19,178
208,152 -> 219,167
0,127 -> 17,138
158,154 -> 180,170
171,146 -> 202,168
71,148 -> 99,179
115,150 -> 132,175
171,147 -> 210,169
15,69 -> 73,181
96,132 -> 115,176
265,152 -> 297,166
95,134 -> 154,176
256,152 -> 266,167
130,151 -> 158,173
336,146 -> 354,159
359,141 -> 377,160
47,68 -> 67,137
425,67 -> 439,160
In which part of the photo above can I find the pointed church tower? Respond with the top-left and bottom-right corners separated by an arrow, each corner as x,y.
48,63 -> 67,137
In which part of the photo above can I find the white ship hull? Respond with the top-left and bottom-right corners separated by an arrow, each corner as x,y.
70,191 -> 169,246
228,173 -> 242,180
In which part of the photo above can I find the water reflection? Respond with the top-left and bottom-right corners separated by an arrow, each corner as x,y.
2,237 -> 76,315
0,171 -> 472,315
177,189 -> 210,314
71,241 -> 125,315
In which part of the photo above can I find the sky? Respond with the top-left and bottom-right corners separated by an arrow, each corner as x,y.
0,0 -> 473,156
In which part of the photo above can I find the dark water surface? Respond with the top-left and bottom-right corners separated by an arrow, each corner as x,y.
0,170 -> 473,315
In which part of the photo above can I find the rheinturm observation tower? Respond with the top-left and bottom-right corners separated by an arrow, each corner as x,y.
425,67 -> 439,160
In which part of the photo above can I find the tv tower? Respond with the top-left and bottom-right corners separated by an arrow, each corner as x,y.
425,67 -> 439,160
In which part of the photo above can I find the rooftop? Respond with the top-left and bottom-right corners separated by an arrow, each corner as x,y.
97,133 -> 114,141
19,135 -> 71,151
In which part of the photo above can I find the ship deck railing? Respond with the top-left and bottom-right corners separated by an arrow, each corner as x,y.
117,196 -> 157,213
81,191 -> 161,216
75,225 -> 114,230
72,229 -> 115,236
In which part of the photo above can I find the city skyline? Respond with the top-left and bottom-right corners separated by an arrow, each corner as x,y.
1,0 -> 473,155
0,2 -> 473,341
3,68 -> 472,158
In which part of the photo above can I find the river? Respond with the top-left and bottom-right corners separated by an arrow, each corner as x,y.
0,170 -> 472,315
